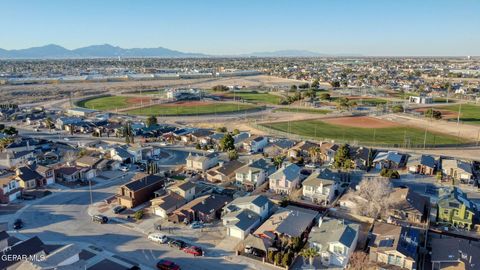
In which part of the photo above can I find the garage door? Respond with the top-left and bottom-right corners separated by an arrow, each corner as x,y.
228,227 -> 244,239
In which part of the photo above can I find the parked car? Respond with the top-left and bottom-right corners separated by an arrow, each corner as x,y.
244,245 -> 264,257
168,239 -> 186,250
148,233 -> 168,244
92,215 -> 109,224
189,221 -> 204,229
182,246 -> 203,256
156,259 -> 180,270
113,205 -> 127,214
120,166 -> 129,172
13,219 -> 23,230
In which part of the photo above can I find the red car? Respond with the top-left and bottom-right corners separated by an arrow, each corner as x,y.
182,246 -> 203,256
156,259 -> 180,270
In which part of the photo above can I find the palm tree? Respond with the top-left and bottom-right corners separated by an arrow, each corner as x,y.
308,146 -> 321,164
299,247 -> 318,266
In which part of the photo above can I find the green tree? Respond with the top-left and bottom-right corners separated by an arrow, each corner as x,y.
3,126 -> 17,135
290,85 -> 298,91
392,105 -> 404,113
299,248 -> 318,266
282,252 -> 293,267
146,115 -> 157,127
220,133 -> 235,151
274,252 -> 282,266
0,137 -> 14,150
333,144 -> 351,169
298,83 -> 310,89
212,85 -> 229,91
267,251 -> 275,263
45,117 -> 54,131
195,143 -> 201,150
311,79 -> 320,89
228,149 -> 239,161
232,128 -> 240,135
216,126 -> 227,133
134,210 -> 144,220
436,171 -> 443,181
319,93 -> 331,101
273,155 -> 285,168
425,108 -> 442,119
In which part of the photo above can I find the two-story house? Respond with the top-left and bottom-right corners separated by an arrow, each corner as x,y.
302,169 -> 348,205
235,158 -> 276,190
441,159 -> 473,182
373,151 -> 408,170
206,160 -> 245,183
269,163 -> 302,195
0,150 -> 35,169
0,174 -> 21,203
118,173 -> 165,208
407,154 -> 436,175
242,136 -> 268,153
185,152 -> 219,171
369,223 -> 419,270
223,195 -> 272,239
437,188 -> 475,229
387,187 -> 429,225
308,217 -> 360,268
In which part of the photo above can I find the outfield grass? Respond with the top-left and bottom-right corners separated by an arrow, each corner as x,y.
125,103 -> 258,116
274,107 -> 331,114
261,120 -> 469,146
224,91 -> 282,104
331,97 -> 388,105
440,104 -> 480,125
77,96 -> 131,110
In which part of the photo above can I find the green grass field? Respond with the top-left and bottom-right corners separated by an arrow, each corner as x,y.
261,120 -> 469,146
125,103 -> 258,116
77,96 -> 131,110
440,104 -> 480,125
331,97 -> 388,105
274,107 -> 331,114
224,91 -> 282,104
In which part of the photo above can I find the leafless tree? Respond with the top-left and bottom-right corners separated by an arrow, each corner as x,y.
63,150 -> 77,164
354,177 -> 393,219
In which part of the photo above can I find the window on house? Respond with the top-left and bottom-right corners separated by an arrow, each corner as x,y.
333,246 -> 343,254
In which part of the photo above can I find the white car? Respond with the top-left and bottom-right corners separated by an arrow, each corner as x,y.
119,166 -> 129,172
148,233 -> 168,244
305,163 -> 317,169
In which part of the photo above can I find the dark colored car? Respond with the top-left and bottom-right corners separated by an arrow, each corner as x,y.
13,219 -> 23,230
182,246 -> 203,256
168,239 -> 186,250
113,205 -> 127,214
156,259 -> 180,270
92,215 -> 109,224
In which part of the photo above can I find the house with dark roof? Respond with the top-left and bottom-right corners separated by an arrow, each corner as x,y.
151,192 -> 186,218
441,159 -> 473,181
373,151 -> 408,169
0,236 -> 47,270
431,237 -> 480,270
408,154 -> 436,175
308,217 -> 360,268
368,223 -> 420,270
168,194 -> 231,224
0,150 -> 35,169
242,135 -> 268,153
15,166 -> 46,190
437,188 -> 475,229
223,195 -> 272,239
302,168 -> 348,205
54,166 -> 82,182
206,160 -> 245,183
288,141 -> 320,161
269,163 -> 302,195
263,139 -> 296,157
117,173 -> 165,208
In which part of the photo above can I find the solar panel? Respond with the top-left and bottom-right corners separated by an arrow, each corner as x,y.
379,239 -> 394,247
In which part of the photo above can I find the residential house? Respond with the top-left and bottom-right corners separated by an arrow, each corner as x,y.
373,151 -> 408,169
167,180 -> 196,202
151,192 -> 186,218
185,152 -> 219,171
243,136 -> 268,153
430,237 -> 480,270
350,146 -> 374,170
308,217 -> 360,268
441,159 -> 473,181
319,142 -> 339,164
54,166 -> 82,182
302,168 -> 348,205
263,139 -> 296,158
16,243 -> 84,270
35,165 -> 55,185
338,189 -> 369,213
437,188 -> 475,229
15,166 -> 45,190
0,150 -> 35,169
0,174 -> 21,203
288,141 -> 319,161
0,236 -> 48,270
117,173 -> 165,208
235,158 -> 276,190
206,160 -> 245,183
234,132 -> 251,148
189,129 -> 214,143
408,155 -> 436,175
110,146 -> 136,164
75,155 -> 103,169
168,194 -> 231,224
223,195 -> 272,239
387,187 -> 429,225
368,223 -> 420,270
253,206 -> 317,241
269,163 -> 302,195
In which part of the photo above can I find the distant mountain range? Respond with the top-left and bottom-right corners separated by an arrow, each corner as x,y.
0,44 -> 361,59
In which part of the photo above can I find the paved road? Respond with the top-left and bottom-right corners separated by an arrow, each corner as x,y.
14,175 -> 252,270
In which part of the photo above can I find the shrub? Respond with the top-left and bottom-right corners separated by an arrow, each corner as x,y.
134,210 -> 144,220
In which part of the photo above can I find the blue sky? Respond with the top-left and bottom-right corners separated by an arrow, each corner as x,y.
1,0 -> 479,56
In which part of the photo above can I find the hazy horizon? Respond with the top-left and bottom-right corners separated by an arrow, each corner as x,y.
1,0 -> 480,56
